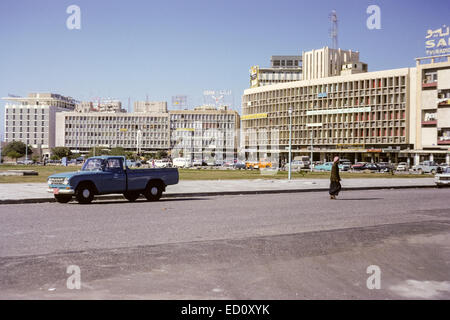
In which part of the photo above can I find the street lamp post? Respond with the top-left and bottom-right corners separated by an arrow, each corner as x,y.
288,107 -> 292,180
310,129 -> 314,172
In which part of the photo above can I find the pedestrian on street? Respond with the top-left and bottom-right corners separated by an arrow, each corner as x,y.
329,156 -> 341,200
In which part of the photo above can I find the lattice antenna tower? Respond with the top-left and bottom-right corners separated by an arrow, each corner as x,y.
329,10 -> 338,50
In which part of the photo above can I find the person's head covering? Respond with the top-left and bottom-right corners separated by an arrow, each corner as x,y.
333,156 -> 340,163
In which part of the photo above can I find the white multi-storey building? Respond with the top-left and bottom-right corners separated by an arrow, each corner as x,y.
2,93 -> 77,156
55,112 -> 170,152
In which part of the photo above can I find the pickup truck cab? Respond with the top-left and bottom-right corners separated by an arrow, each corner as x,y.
47,156 -> 179,204
412,161 -> 439,174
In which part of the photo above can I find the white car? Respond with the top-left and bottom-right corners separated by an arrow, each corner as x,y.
154,159 -> 170,168
435,167 -> 450,187
396,162 -> 409,171
172,157 -> 192,168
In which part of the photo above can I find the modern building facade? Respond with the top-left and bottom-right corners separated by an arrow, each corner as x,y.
250,55 -> 302,88
55,112 -> 170,153
134,101 -> 168,113
169,105 -> 240,160
2,93 -> 77,156
242,48 -> 450,165
75,100 -> 125,113
414,54 -> 450,164
302,47 -> 361,80
242,66 -> 414,164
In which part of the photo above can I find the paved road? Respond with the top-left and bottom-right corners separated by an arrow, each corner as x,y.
0,188 -> 449,299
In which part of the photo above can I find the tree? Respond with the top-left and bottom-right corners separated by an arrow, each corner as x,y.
51,147 -> 72,160
87,146 -> 110,158
2,141 -> 32,161
156,150 -> 168,159
6,151 -> 22,163
110,147 -> 126,156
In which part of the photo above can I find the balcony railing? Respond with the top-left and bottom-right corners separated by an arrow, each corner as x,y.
422,81 -> 437,88
421,120 -> 438,125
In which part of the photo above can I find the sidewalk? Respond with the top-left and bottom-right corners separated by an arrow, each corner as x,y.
0,178 -> 436,204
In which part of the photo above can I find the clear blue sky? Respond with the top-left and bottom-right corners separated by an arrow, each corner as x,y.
1,0 -> 449,136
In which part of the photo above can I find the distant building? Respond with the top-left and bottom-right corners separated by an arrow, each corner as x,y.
2,93 -> 77,156
134,101 -> 168,113
250,55 -> 302,88
75,99 -> 125,113
302,47 -> 360,80
169,105 -> 240,160
55,112 -> 170,153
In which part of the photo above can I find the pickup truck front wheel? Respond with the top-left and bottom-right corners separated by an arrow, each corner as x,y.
144,182 -> 163,201
123,191 -> 140,202
55,195 -> 72,203
75,183 -> 95,204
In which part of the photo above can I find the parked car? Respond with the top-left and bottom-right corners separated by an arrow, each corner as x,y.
285,160 -> 307,172
396,162 -> 409,171
339,159 -> 352,171
47,156 -> 179,204
377,162 -> 395,172
351,162 -> 366,170
233,161 -> 246,170
435,167 -> 450,187
154,159 -> 171,168
314,162 -> 333,171
412,161 -> 439,174
172,157 -> 192,168
192,159 -> 206,166
363,163 -> 382,172
352,163 -> 380,172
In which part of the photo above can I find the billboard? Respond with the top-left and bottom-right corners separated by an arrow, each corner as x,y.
425,25 -> 450,55
250,65 -> 260,88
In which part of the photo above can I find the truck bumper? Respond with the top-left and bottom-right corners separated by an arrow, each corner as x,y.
47,188 -> 75,195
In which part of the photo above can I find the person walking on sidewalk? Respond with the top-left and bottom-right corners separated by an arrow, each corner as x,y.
329,156 -> 341,200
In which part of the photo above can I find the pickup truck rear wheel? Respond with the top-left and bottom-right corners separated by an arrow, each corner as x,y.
123,191 -> 140,202
144,182 -> 163,201
75,184 -> 95,204
55,195 -> 71,203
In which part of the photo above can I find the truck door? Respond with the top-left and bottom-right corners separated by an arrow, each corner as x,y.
103,158 -> 127,193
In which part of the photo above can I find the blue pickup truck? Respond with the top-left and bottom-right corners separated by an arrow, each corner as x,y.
47,156 -> 179,204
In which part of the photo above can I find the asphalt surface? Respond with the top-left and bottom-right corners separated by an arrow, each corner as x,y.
0,188 -> 449,299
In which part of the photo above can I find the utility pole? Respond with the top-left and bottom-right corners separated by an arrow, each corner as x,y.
288,107 -> 292,180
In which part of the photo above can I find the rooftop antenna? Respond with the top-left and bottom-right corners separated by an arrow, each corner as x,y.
329,9 -> 338,50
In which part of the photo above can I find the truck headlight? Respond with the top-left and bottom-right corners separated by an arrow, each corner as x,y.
47,179 -> 51,185
63,178 -> 69,185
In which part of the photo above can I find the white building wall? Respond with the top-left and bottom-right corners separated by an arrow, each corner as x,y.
438,69 -> 450,89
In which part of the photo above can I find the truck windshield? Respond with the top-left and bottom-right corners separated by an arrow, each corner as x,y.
81,158 -> 104,171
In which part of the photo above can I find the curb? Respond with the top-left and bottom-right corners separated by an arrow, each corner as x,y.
0,184 -> 437,205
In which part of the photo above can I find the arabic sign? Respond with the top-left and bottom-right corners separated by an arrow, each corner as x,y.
306,107 -> 371,116
241,113 -> 268,120
425,25 -> 450,55
250,66 -> 260,88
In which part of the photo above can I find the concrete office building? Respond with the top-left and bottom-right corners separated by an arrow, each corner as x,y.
55,112 -> 170,153
75,100 -> 125,113
302,47 -> 361,80
242,48 -> 420,164
134,101 -> 168,113
2,93 -> 77,157
250,55 -> 302,88
169,105 -> 240,160
414,54 -> 450,164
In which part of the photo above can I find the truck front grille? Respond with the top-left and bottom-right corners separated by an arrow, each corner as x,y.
49,177 -> 65,184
